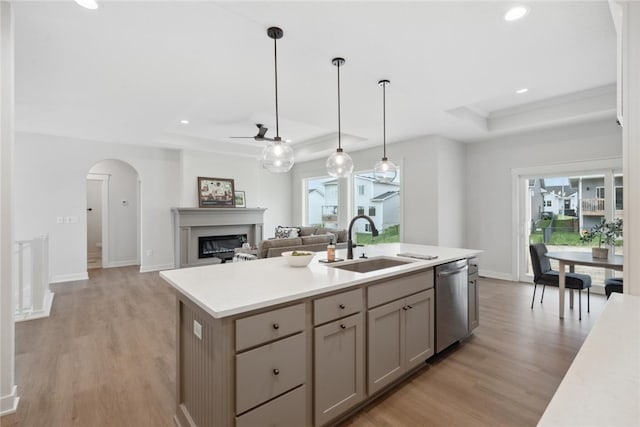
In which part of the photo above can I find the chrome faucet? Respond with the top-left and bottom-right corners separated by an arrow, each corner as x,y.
347,215 -> 379,260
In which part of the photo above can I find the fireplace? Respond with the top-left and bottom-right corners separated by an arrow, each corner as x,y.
172,208 -> 266,268
198,234 -> 247,262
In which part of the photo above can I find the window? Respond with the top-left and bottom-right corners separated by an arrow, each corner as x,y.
615,186 -> 623,210
545,200 -> 552,207
352,170 -> 401,245
596,187 -> 605,199
305,176 -> 338,228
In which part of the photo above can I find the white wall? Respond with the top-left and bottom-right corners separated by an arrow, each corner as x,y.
292,136 -> 466,246
89,159 -> 139,266
0,1 -> 18,415
14,133 -> 181,280
179,149 -> 291,239
466,118 -> 622,280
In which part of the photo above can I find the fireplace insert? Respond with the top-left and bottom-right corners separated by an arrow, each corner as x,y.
198,234 -> 247,262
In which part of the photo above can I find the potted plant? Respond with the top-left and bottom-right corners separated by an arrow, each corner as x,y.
580,218 -> 623,258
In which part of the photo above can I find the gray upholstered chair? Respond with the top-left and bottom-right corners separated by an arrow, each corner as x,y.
529,243 -> 591,320
604,277 -> 623,299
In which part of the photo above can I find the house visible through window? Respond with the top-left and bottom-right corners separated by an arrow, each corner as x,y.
351,170 -> 401,245
305,176 -> 338,228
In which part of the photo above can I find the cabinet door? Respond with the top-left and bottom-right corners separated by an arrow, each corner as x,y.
367,299 -> 405,395
404,289 -> 435,371
468,275 -> 479,332
314,313 -> 365,426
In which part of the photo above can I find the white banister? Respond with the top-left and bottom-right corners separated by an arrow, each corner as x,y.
14,235 -> 54,322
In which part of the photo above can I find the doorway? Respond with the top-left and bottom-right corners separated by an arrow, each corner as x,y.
86,159 -> 140,270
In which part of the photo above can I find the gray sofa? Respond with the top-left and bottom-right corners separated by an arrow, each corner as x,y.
258,226 -> 349,258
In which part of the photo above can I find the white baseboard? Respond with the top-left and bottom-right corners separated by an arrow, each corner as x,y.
0,385 -> 19,416
479,269 -> 516,282
50,272 -> 89,283
104,259 -> 139,268
15,290 -> 54,323
140,263 -> 175,273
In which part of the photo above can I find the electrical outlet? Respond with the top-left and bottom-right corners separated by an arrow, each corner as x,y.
193,320 -> 202,340
56,217 -> 63,224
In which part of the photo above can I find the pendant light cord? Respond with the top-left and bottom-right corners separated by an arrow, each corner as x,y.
337,61 -> 342,150
273,37 -> 280,138
382,83 -> 386,158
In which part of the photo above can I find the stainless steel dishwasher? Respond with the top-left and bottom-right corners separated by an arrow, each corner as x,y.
435,259 -> 469,353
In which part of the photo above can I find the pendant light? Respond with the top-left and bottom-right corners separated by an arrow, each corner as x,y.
326,57 -> 354,178
262,27 -> 294,173
373,79 -> 398,183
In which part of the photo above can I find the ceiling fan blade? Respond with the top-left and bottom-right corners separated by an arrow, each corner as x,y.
257,126 -> 268,138
230,136 -> 256,139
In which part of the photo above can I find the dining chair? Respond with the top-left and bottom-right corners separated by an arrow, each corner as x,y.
529,243 -> 591,320
604,277 -> 623,299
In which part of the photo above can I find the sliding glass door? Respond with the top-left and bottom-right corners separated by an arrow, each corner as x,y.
518,168 -> 623,285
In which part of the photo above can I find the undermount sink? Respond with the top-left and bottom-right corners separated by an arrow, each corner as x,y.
328,256 -> 415,273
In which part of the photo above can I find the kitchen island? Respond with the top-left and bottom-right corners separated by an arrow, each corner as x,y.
160,243 -> 481,427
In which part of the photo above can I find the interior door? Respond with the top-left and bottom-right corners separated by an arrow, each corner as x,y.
86,179 -> 102,259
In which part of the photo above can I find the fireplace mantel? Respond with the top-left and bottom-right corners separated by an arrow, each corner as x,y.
172,208 -> 267,268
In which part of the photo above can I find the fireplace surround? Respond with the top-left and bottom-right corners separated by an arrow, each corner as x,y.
172,208 -> 266,268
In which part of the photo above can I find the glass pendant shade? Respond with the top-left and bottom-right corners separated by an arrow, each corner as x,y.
374,157 -> 398,183
326,148 -> 354,178
262,139 -> 294,173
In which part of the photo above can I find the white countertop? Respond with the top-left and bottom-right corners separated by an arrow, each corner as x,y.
537,293 -> 640,427
160,243 -> 481,319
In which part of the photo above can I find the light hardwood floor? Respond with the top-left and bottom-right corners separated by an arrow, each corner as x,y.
1,267 -> 606,427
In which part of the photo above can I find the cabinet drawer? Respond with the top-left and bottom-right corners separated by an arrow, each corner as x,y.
368,269 -> 433,308
236,303 -> 305,351
236,333 -> 306,414
236,385 -> 306,427
468,258 -> 479,275
314,288 -> 363,325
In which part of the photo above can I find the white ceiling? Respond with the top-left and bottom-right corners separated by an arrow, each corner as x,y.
12,1 -> 617,162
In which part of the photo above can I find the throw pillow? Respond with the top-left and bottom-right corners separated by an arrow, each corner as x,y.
275,226 -> 300,239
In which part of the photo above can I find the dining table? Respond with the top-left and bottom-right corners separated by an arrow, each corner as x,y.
545,250 -> 624,319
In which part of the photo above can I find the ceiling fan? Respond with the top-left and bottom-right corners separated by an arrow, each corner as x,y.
230,123 -> 274,142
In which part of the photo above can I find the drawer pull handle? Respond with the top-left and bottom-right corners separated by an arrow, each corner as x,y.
273,368 -> 280,375
402,306 -> 408,311
340,324 -> 346,329
339,304 -> 346,309
407,305 -> 413,309
272,323 -> 280,330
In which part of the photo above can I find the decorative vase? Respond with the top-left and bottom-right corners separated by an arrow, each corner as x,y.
592,247 -> 609,259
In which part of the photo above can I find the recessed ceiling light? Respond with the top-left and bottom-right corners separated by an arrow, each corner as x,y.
516,88 -> 529,94
74,0 -> 99,10
180,119 -> 189,125
504,6 -> 529,22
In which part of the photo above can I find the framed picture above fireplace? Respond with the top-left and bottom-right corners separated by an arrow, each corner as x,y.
198,177 -> 235,208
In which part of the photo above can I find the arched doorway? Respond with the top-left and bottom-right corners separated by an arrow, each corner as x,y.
86,159 -> 140,270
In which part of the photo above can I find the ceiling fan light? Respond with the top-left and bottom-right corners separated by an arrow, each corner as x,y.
263,140 -> 294,173
326,148 -> 354,178
374,157 -> 398,183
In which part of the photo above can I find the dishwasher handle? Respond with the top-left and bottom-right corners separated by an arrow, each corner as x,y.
437,265 -> 468,278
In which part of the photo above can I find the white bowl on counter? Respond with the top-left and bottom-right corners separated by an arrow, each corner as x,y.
281,250 -> 315,267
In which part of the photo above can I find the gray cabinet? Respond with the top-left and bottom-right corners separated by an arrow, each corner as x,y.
468,258 -> 479,333
368,289 -> 435,395
314,312 -> 365,426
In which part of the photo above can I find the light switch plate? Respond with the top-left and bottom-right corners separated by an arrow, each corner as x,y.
193,320 -> 202,340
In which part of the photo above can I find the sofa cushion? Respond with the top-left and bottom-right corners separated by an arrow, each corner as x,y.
259,237 -> 302,258
316,228 -> 348,243
298,226 -> 317,237
301,235 -> 332,246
